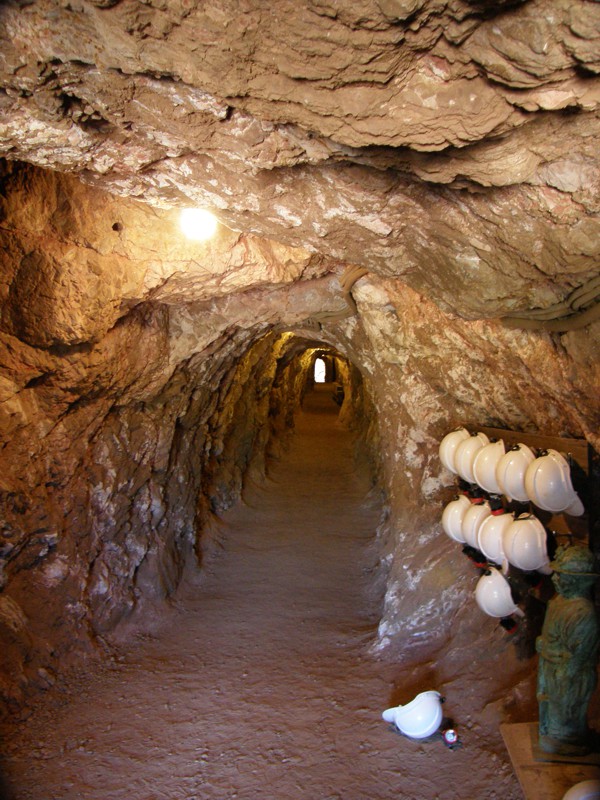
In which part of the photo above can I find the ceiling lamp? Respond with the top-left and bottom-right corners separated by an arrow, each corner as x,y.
179,208 -> 218,241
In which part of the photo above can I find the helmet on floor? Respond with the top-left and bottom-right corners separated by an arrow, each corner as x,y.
502,513 -> 552,574
472,439 -> 505,494
454,432 -> 490,484
382,691 -> 443,739
495,444 -> 536,503
439,428 -> 470,473
524,449 -> 585,516
441,494 -> 471,543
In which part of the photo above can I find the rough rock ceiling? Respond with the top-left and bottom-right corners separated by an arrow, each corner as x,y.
0,0 -> 599,319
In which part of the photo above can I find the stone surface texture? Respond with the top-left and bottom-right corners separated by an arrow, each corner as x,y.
1,0 -> 599,317
0,0 -> 598,760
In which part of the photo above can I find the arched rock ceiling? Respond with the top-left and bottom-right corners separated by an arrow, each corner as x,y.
0,0 -> 599,318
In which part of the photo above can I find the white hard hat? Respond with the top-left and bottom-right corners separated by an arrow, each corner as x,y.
454,432 -> 490,483
382,691 -> 443,739
502,513 -> 552,574
441,494 -> 471,543
439,427 -> 470,473
477,511 -> 513,565
495,444 -> 536,502
475,567 -> 522,618
524,449 -> 585,516
472,439 -> 505,494
562,780 -> 600,800
461,501 -> 492,549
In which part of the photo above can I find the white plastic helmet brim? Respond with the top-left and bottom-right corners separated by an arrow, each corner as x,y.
565,494 -> 585,517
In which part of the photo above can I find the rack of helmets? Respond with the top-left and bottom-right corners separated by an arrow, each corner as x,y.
439,427 -> 588,632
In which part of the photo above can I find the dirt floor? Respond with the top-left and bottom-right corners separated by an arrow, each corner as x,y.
0,386 -> 524,799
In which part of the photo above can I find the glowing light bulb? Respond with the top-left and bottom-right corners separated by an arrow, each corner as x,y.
179,208 -> 218,241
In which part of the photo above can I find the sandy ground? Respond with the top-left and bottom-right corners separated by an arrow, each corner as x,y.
0,386 -> 523,799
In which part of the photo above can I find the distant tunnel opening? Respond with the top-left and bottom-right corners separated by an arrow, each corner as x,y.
267,336 -> 374,443
314,357 -> 326,383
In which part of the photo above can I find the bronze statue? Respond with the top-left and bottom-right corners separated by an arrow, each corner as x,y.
537,544 -> 599,755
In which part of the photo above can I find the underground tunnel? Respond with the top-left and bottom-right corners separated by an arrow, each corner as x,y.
0,2 -> 600,799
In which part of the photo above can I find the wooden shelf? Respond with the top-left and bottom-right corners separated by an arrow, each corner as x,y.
501,722 -> 600,800
478,427 -> 589,475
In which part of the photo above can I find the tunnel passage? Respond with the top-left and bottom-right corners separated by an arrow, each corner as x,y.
0,340 -> 404,800
1,159 -> 599,800
0,331 -> 536,800
0,345 -> 523,800
0,316 -> 381,714
0,160 -> 385,708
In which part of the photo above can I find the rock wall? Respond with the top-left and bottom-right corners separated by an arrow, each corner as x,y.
0,163 -> 366,710
316,275 -> 600,722
0,312 -> 274,706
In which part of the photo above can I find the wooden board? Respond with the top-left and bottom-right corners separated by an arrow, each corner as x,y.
501,722 -> 600,800
478,427 -> 589,475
